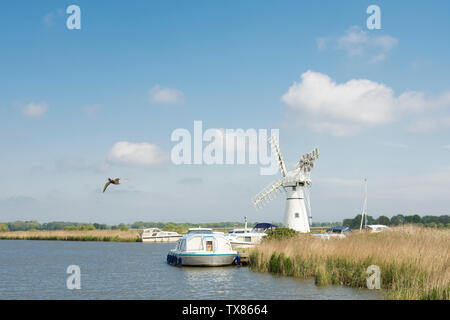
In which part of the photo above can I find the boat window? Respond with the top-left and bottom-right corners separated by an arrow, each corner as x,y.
152,233 -> 158,236
295,213 -> 299,218
206,241 -> 213,252
245,236 -> 252,242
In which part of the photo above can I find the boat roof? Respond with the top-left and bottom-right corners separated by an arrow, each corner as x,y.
181,232 -> 230,241
187,227 -> 214,234
252,223 -> 278,230
142,227 -> 161,231
367,225 -> 389,229
326,226 -> 352,232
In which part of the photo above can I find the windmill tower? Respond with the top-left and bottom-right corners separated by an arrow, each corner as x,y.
359,178 -> 368,232
252,136 -> 319,233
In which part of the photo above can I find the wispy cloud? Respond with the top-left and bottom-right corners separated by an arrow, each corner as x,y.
407,117 -> 450,134
81,104 -> 100,116
107,141 -> 167,167
149,85 -> 185,105
42,9 -> 64,28
317,26 -> 398,63
22,102 -> 49,118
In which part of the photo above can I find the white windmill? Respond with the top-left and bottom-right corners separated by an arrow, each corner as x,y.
252,136 -> 319,233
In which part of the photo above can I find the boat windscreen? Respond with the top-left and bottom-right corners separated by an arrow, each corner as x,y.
188,230 -> 213,234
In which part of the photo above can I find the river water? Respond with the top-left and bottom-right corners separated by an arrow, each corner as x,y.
0,240 -> 382,299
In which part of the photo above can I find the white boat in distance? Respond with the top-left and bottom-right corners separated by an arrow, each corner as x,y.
167,232 -> 237,266
227,223 -> 277,249
141,228 -> 182,243
366,225 -> 389,233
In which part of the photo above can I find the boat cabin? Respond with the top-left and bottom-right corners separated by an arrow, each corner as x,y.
176,233 -> 233,253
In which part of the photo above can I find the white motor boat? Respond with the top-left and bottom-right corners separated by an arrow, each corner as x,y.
167,232 -> 238,266
366,225 -> 389,233
312,226 -> 352,239
226,220 -> 276,249
141,228 -> 182,243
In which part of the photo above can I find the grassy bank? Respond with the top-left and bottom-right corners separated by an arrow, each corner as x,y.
0,229 -> 141,242
248,226 -> 449,300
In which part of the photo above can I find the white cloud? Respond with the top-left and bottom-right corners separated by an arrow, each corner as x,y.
320,26 -> 398,63
407,117 -> 450,134
444,145 -> 450,150
42,9 -> 64,27
282,71 -> 396,135
149,85 -> 185,105
42,12 -> 55,27
282,71 -> 450,136
316,37 -> 328,51
107,141 -> 167,166
369,54 -> 387,64
22,102 -> 49,118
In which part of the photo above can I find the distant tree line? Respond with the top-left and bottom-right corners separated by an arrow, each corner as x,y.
342,214 -> 450,229
0,220 -> 277,232
0,221 -> 111,232
1,215 -> 448,233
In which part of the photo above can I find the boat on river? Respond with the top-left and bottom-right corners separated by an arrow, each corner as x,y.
141,228 -> 182,243
167,232 -> 238,266
226,222 -> 277,249
366,225 -> 389,233
312,226 -> 352,239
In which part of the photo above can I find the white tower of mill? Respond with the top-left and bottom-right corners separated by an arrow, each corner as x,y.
252,136 -> 319,233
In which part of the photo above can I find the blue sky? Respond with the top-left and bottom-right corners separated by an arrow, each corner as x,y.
1,0 -> 449,224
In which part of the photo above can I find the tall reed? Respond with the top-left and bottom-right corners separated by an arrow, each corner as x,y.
249,225 -> 449,300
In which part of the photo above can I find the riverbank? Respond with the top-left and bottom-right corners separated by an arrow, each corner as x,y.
248,226 -> 449,300
0,229 -> 141,242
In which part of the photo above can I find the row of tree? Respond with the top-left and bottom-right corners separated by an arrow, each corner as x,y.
0,221 -> 120,232
1,215 -> 448,232
0,220 -> 273,232
342,214 -> 450,229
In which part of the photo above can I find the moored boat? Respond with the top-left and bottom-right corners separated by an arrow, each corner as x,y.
226,222 -> 277,249
141,228 -> 182,243
167,232 -> 238,266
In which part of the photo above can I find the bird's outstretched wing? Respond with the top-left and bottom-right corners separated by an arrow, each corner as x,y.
103,180 -> 111,193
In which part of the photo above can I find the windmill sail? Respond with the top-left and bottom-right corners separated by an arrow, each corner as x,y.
270,136 -> 287,177
252,139 -> 320,233
252,178 -> 284,208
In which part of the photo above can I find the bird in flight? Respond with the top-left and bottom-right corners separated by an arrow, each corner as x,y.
103,178 -> 121,193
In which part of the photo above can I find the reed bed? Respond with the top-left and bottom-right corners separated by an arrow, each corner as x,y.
249,225 -> 449,300
0,229 -> 141,242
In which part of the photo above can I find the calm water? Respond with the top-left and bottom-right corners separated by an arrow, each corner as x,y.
0,240 -> 382,300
